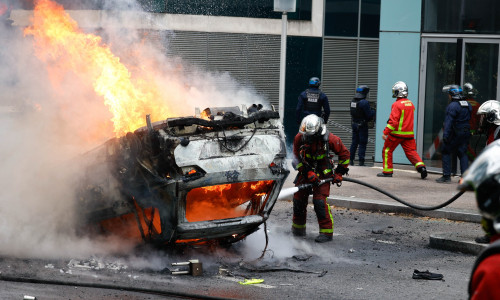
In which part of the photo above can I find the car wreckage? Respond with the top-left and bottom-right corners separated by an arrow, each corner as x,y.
76,105 -> 290,247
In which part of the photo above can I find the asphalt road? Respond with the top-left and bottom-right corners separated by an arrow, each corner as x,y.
0,199 -> 482,300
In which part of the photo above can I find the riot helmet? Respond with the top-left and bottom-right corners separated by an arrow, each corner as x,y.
392,81 -> 408,98
477,100 -> 500,125
308,77 -> 321,88
355,85 -> 370,99
299,114 -> 327,139
442,84 -> 464,100
459,140 -> 500,233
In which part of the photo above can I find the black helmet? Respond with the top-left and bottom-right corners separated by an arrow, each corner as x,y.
308,77 -> 321,88
442,84 -> 464,100
355,85 -> 370,98
459,140 -> 500,233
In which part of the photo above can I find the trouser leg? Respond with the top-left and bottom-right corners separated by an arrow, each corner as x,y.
312,183 -> 333,235
292,188 -> 309,229
358,125 -> 369,163
382,136 -> 400,174
400,138 -> 425,169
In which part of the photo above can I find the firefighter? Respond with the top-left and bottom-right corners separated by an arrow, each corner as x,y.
378,81 -> 427,178
436,85 -> 472,183
296,77 -> 331,124
349,85 -> 375,166
291,114 -> 350,243
458,140 -> 500,299
477,100 -> 500,145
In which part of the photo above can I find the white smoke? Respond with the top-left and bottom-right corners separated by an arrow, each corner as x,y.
0,0 -> 268,259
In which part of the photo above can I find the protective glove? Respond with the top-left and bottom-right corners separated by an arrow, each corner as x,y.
332,173 -> 343,184
334,165 -> 349,175
307,171 -> 320,185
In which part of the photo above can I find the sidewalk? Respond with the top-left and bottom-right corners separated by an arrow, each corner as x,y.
281,162 -> 487,254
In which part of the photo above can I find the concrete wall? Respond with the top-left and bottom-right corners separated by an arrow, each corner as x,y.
375,0 -> 422,164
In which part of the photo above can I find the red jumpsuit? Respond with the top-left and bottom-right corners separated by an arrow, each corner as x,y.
381,98 -> 425,174
292,132 -> 350,237
469,235 -> 500,300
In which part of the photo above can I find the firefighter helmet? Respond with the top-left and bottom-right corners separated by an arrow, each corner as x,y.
299,114 -> 327,137
392,81 -> 408,98
477,100 -> 500,125
459,140 -> 500,232
355,85 -> 370,98
463,82 -> 475,96
308,77 -> 321,88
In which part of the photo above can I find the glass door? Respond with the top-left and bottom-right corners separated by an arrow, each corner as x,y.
419,38 -> 500,170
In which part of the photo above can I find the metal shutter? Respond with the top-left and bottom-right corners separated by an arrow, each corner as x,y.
357,39 -> 379,161
322,38 -> 379,163
150,31 -> 280,108
322,38 -> 357,151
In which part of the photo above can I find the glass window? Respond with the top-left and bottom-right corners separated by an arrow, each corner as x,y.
360,0 -> 380,38
423,0 -> 500,34
325,0 -> 359,37
422,42 -> 457,168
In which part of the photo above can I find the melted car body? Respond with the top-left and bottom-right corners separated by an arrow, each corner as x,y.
77,105 -> 289,247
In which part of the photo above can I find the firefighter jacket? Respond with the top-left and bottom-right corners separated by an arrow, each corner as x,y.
469,235 -> 500,300
292,132 -> 350,180
383,98 -> 416,139
467,98 -> 480,133
443,99 -> 472,142
350,97 -> 375,125
296,87 -> 331,124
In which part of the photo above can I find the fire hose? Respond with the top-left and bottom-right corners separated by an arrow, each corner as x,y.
296,177 -> 465,211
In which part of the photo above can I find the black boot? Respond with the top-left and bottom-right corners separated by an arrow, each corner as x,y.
377,172 -> 392,177
314,234 -> 333,243
417,166 -> 427,179
435,175 -> 451,183
359,159 -> 365,166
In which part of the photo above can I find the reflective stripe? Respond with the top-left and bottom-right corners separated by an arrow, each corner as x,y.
320,228 -> 334,233
383,146 -> 393,173
387,124 -> 395,130
338,159 -> 350,165
292,223 -> 306,229
305,154 -> 326,160
398,110 -> 404,132
323,169 -> 332,174
415,162 -> 424,168
391,131 -> 414,135
296,162 -> 303,169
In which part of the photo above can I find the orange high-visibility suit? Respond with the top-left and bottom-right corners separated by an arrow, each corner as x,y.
381,98 -> 425,174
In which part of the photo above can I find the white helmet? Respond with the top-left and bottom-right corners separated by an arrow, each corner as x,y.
477,100 -> 500,125
392,81 -> 408,98
463,82 -> 475,96
299,114 -> 327,136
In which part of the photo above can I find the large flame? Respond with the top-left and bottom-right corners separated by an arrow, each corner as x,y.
185,181 -> 274,222
24,0 -> 171,137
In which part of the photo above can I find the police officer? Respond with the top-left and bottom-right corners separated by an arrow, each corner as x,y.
349,85 -> 375,166
296,77 -> 331,124
458,140 -> 500,299
436,85 -> 472,183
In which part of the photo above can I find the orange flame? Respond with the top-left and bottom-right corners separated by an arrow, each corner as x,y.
185,181 -> 274,222
24,0 -> 171,137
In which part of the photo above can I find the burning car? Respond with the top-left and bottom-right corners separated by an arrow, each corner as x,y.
76,105 -> 289,247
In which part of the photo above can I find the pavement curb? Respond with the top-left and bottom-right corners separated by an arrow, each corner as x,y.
327,196 -> 482,223
429,233 -> 487,255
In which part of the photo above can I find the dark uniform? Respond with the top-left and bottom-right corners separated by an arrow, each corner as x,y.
349,86 -> 375,166
441,97 -> 472,178
296,86 -> 331,124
